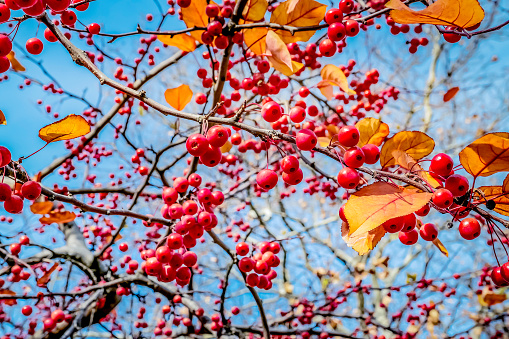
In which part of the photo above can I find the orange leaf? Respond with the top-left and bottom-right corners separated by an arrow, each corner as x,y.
0,110 -> 5,125
265,31 -> 304,76
342,222 -> 386,255
477,184 -> 509,217
40,211 -> 76,224
344,182 -> 432,237
220,140 -> 233,153
164,85 -> 193,111
157,34 -> 197,52
386,0 -> 484,29
380,131 -> 435,168
317,81 -> 334,101
432,238 -> 449,257
459,132 -> 509,178
37,263 -> 59,287
242,0 -> 268,21
320,64 -> 355,96
181,0 -> 217,42
355,117 -> 390,147
30,201 -> 54,215
392,150 -> 441,188
443,87 -> 459,102
7,51 -> 25,72
0,289 -> 17,306
243,24 -> 268,55
269,0 -> 326,43
38,114 -> 91,143
478,287 -> 507,306
503,173 -> 509,192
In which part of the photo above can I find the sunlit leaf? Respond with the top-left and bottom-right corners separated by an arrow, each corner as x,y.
432,238 -> 449,257
478,287 -> 507,306
355,117 -> 390,147
459,133 -> 509,178
164,84 -> 193,111
243,0 -> 268,21
270,0 -> 326,43
444,87 -> 459,102
7,51 -> 25,72
37,263 -> 59,287
380,131 -> 435,168
40,211 -> 76,224
317,81 -> 334,101
39,114 -> 91,143
344,182 -> 432,237
341,222 -> 386,255
477,184 -> 509,217
157,34 -> 197,52
0,110 -> 5,125
181,0 -> 217,42
386,0 -> 484,28
265,31 -> 304,76
220,141 -> 232,153
243,24 -> 268,55
30,201 -> 54,215
320,64 -> 355,96
392,150 -> 441,188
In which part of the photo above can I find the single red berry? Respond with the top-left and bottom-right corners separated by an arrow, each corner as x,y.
246,273 -> 259,286
432,188 -> 454,209
327,22 -> 346,41
420,223 -> 438,241
343,147 -> 365,168
119,243 -> 128,252
200,145 -> 222,167
162,187 -> 178,205
21,181 -> 41,200
211,191 -> 224,205
0,34 -> 12,57
186,134 -> 209,157
177,0 -> 191,7
138,166 -> 149,176
26,38 -> 43,55
443,26 -> 461,43
0,56 -> 9,73
490,266 -> 508,287
339,205 -> 347,222
382,216 -> 405,233
295,129 -> 317,151
145,257 -> 163,276
4,195 -> 23,214
402,213 -> 417,232
337,167 -> 360,189
214,35 -> 229,49
415,204 -> 430,217
299,86 -> 310,97
60,10 -> 77,25
458,218 -> 481,240
167,233 -> 183,249
281,155 -> 299,174
256,169 -> 278,190
46,0 -> 70,12
429,153 -> 453,177
236,242 -> 250,256
0,183 -> 12,201
338,126 -> 360,147
324,8 -> 343,25
282,168 -> 303,185
344,19 -> 359,37
188,173 -> 202,187
500,262 -> 509,282
445,174 -> 469,197
339,0 -> 354,13
361,144 -> 380,164
51,309 -> 65,323
399,229 -> 419,245
318,39 -> 336,57
239,257 -> 255,272
22,305 -> 32,316
261,101 -> 283,123
88,23 -> 101,35
206,125 -> 229,148
289,106 -> 306,123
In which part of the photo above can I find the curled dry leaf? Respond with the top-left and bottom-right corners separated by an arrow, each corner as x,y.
443,87 -> 459,102
318,64 -> 356,100
355,117 -> 389,147
157,34 -> 197,52
386,0 -> 484,29
344,182 -> 432,237
164,84 -> 193,111
478,286 -> 507,306
242,0 -> 268,21
39,114 -> 91,143
7,51 -> 25,72
37,263 -> 59,287
30,201 -> 54,215
341,221 -> 386,255
380,131 -> 435,168
181,0 -> 217,42
0,110 -> 6,125
265,31 -> 304,76
40,211 -> 76,225
269,0 -> 326,43
459,132 -> 509,178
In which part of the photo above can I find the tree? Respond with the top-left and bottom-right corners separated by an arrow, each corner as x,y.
0,0 -> 508,337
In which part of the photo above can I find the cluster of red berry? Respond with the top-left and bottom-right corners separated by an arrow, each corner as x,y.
237,240 -> 281,290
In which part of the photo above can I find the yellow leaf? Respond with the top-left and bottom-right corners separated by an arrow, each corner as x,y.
478,287 -> 507,306
157,34 -> 197,52
270,0 -> 326,43
243,0 -> 268,21
459,132 -> 509,178
7,51 -> 25,72
220,140 -> 232,153
392,150 -> 441,188
386,0 -> 484,29
443,87 -> 459,102
164,85 -> 193,111
318,137 -> 332,147
320,64 -> 355,95
265,31 -> 303,76
0,110 -> 6,125
39,211 -> 76,224
380,131 -> 435,168
432,238 -> 448,257
342,222 -> 386,255
355,117 -> 390,147
39,114 -> 91,143
344,182 -> 432,237
181,0 -> 217,42
30,201 -> 54,215
317,82 -> 334,101
243,25 -> 268,55
37,263 -> 59,287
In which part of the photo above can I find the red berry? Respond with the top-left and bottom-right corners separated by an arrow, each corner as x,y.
337,167 -> 360,189
21,305 -> 32,316
402,213 -> 417,232
295,129 -> 317,151
0,35 -> 12,57
0,183 -> 12,201
261,101 -> 282,123
289,106 -> 306,123
239,257 -> 255,272
188,173 -> 202,187
246,273 -> 259,286
429,153 -> 453,177
399,229 -> 418,245
338,126 -> 360,147
177,0 -> 191,7
21,181 -> 41,200
445,174 -> 469,197
138,166 -> 149,176
500,262 -> 509,282
162,187 -> 178,205
281,155 -> 299,174
282,168 -> 303,185
343,147 -> 365,168
361,144 -> 380,164
205,4 -> 219,17
46,0 -> 70,12
200,145 -> 222,167
236,242 -> 250,256
256,169 -> 278,190
458,218 -> 481,240
186,134 -> 209,157
344,19 -> 359,37
26,38 -> 43,55
491,266 -> 508,287
119,243 -> 128,252
339,0 -> 354,13
88,23 -> 101,35
324,8 -> 343,25
183,251 -> 197,267
60,10 -> 77,25
4,195 -> 23,214
432,188 -> 454,209
382,216 -> 405,233
206,125 -> 229,148
318,39 -> 336,57
145,257 -> 163,276
14,0 -> 37,8
0,56 -> 9,73
419,223 -> 438,241
443,26 -> 461,43
167,233 -> 183,249
415,204 -> 430,217
51,309 -> 65,323
327,22 -> 346,41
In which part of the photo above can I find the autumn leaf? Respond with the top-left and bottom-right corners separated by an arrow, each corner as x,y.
444,87 -> 459,102
37,263 -> 59,287
319,64 -> 356,100
7,51 -> 25,72
355,117 -> 390,147
39,114 -> 91,143
478,286 -> 507,306
270,0 -> 326,43
40,211 -> 76,224
386,0 -> 484,29
342,221 -> 386,255
317,81 -> 334,101
157,34 -> 197,52
243,0 -> 268,21
459,133 -> 509,178
380,131 -> 435,168
0,110 -> 6,125
318,125 -> 340,147
0,289 -> 17,306
477,183 -> 509,217
344,182 -> 432,237
243,25 -> 268,55
392,150 -> 441,188
30,201 -> 54,215
220,141 -> 233,153
181,0 -> 217,42
265,31 -> 304,76
165,85 -> 193,111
